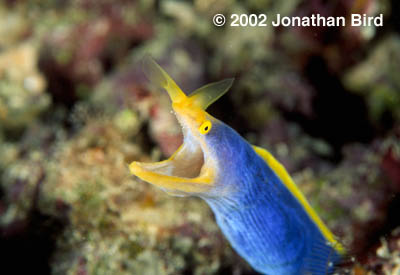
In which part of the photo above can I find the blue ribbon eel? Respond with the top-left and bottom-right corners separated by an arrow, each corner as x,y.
129,56 -> 344,275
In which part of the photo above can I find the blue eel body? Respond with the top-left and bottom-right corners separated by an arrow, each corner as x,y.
199,121 -> 341,275
130,56 -> 343,275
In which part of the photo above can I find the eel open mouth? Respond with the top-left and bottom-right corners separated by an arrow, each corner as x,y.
128,55 -> 230,193
129,136 -> 214,194
136,141 -> 204,178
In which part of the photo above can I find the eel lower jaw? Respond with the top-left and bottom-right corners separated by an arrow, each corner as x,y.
129,140 -> 215,194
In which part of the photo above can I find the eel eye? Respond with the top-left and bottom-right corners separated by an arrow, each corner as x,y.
199,120 -> 212,135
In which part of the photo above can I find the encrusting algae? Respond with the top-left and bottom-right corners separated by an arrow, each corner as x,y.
1,0 -> 400,274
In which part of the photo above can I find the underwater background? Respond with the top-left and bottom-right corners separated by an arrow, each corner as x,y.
0,0 -> 399,274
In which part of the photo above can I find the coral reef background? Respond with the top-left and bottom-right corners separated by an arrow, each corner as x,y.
0,0 -> 399,274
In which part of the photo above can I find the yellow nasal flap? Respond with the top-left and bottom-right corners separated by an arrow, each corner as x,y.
142,55 -> 234,110
189,78 -> 234,110
142,55 -> 187,103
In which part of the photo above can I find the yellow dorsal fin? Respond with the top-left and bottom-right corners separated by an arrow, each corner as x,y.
252,145 -> 345,254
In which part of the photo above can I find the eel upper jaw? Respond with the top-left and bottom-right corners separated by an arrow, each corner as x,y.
129,130 -> 215,194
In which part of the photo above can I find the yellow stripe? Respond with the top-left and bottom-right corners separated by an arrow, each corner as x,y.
252,145 -> 345,254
